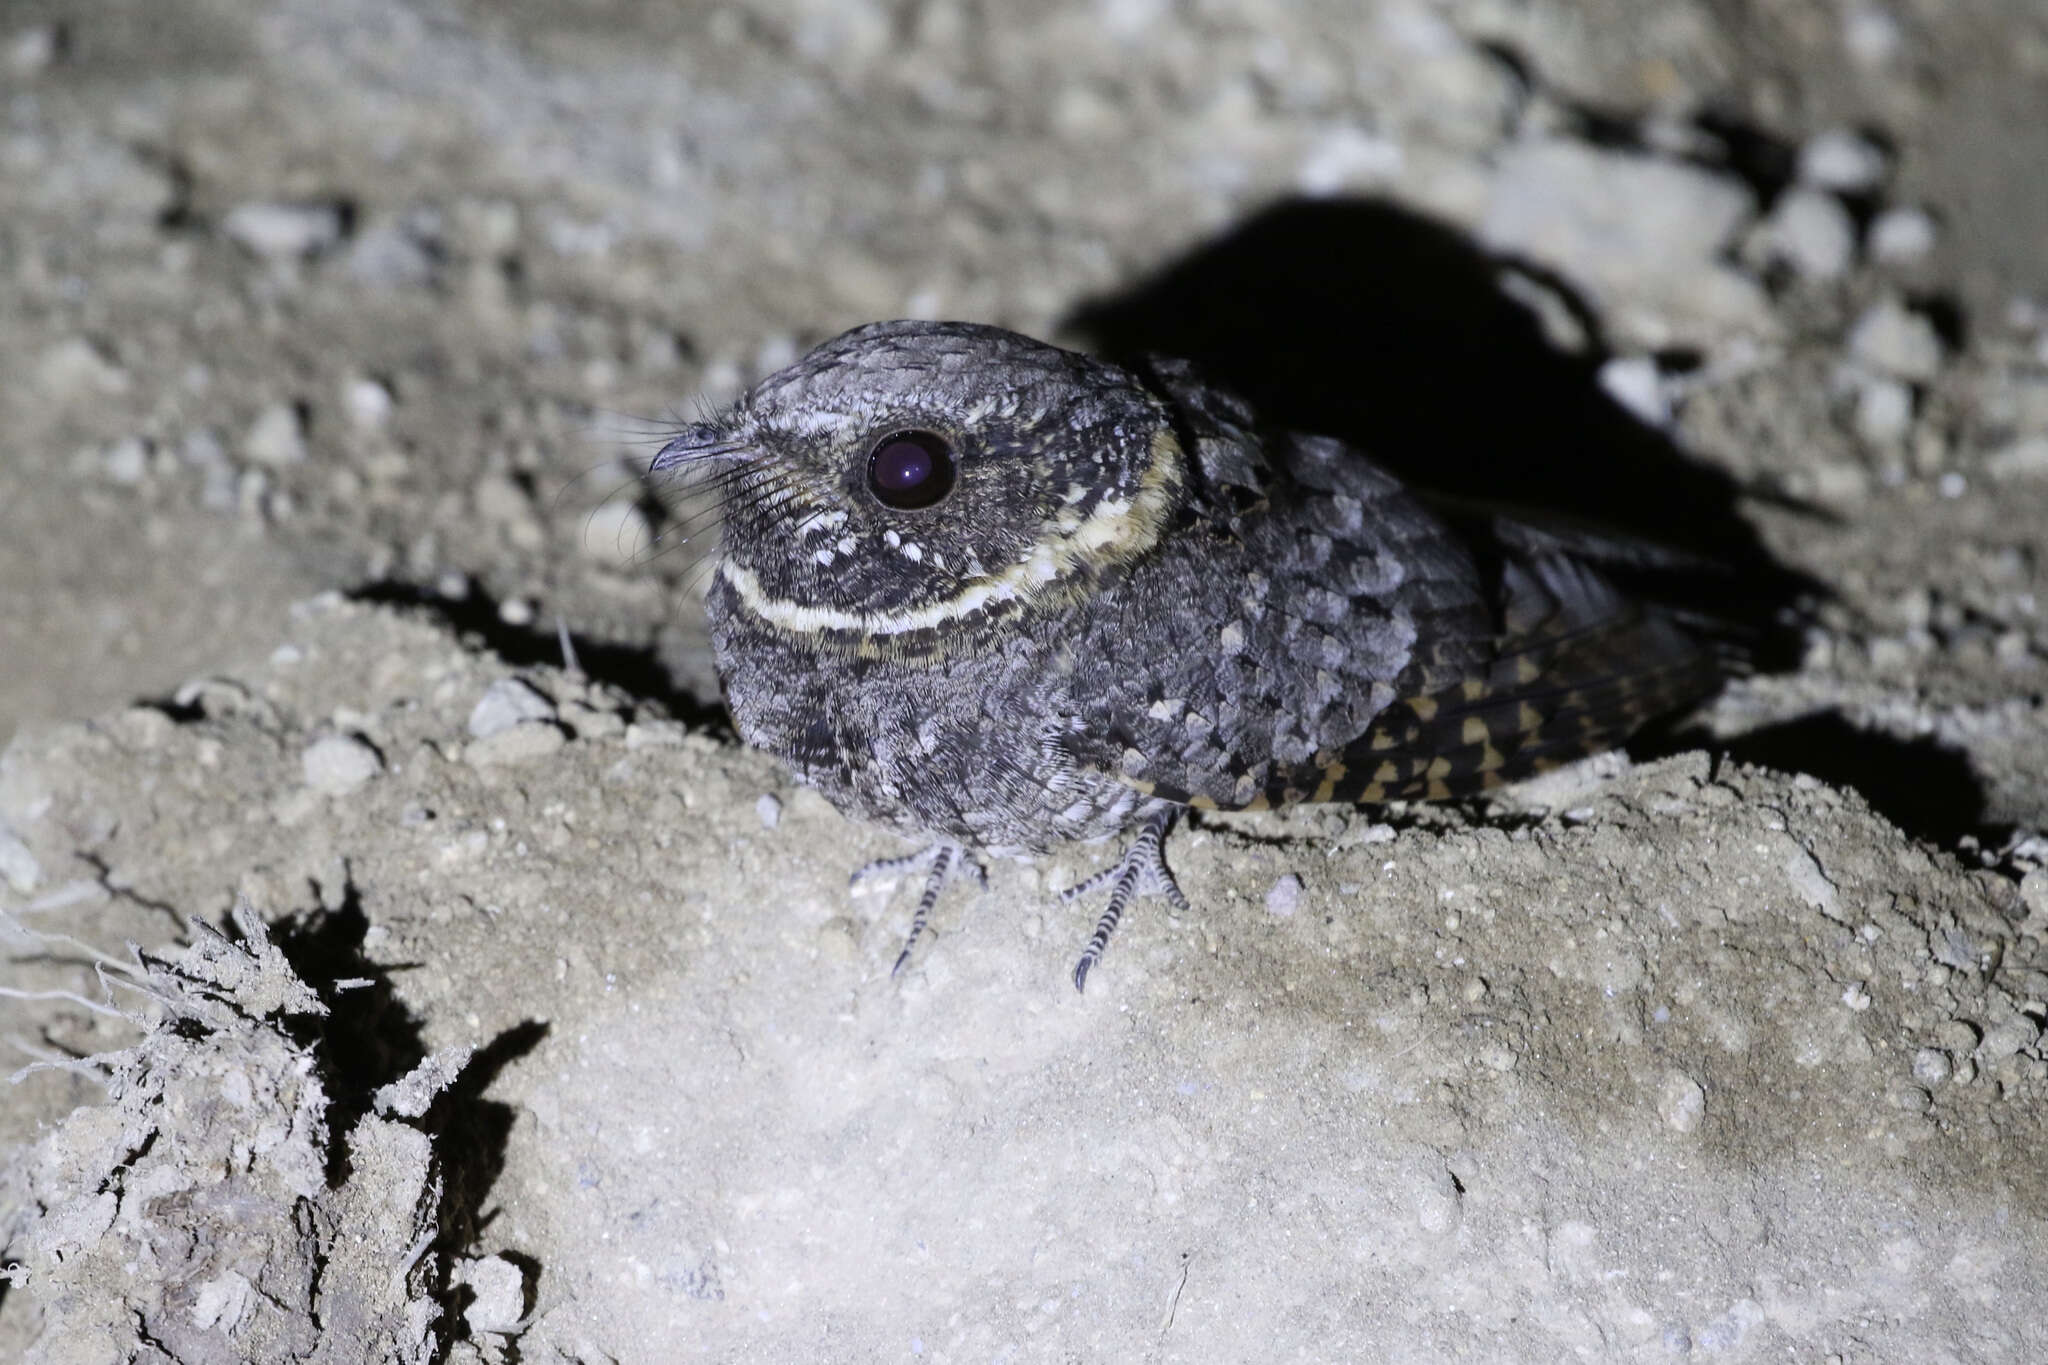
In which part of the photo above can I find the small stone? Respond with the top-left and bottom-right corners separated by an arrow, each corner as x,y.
1414,1168 -> 1463,1235
221,201 -> 346,259
0,825 -> 42,893
1657,1069 -> 1706,1132
2021,869 -> 2048,924
498,597 -> 536,627
756,793 -> 783,830
1986,436 -> 2048,481
456,1255 -> 527,1335
1782,842 -> 1842,920
468,678 -> 557,739
39,337 -> 129,399
465,721 -> 567,766
1296,126 -> 1404,196
1598,355 -> 1671,428
1848,299 -> 1944,381
1868,206 -> 1937,265
8,24 -> 63,75
1841,982 -> 1873,1011
1843,4 -> 1902,67
1978,1017 -> 2040,1063
243,402 -> 308,466
1799,129 -> 1888,193
342,376 -> 395,428
302,735 -> 383,795
1911,1048 -> 1952,1086
1854,377 -> 1915,444
1886,1081 -> 1932,1112
1265,873 -> 1303,917
1762,188 -> 1856,279
101,435 -> 151,484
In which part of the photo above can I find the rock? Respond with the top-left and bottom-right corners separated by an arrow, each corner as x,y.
1762,188 -> 1856,279
1799,129 -> 1888,192
1985,436 -> 2048,481
100,435 -> 152,485
1658,1070 -> 1706,1132
468,678 -> 557,739
342,375 -> 395,429
0,824 -> 41,893
465,720 -> 567,766
1868,206 -> 1937,265
756,793 -> 783,830
38,336 -> 129,399
1843,4 -> 1903,67
302,735 -> 383,794
1848,299 -> 1944,381
8,24 -> 62,76
243,402 -> 308,466
1480,139 -> 1766,344
221,201 -> 347,259
1265,873 -> 1303,917
457,1255 -> 527,1335
1598,355 -> 1671,428
1855,377 -> 1915,444
1296,126 -> 1404,196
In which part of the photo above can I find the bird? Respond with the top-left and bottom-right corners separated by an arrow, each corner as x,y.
652,320 -> 1727,991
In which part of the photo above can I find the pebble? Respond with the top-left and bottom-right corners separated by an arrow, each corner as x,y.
456,1255 -> 526,1336
468,678 -> 557,739
1658,1069 -> 1706,1132
1848,299 -> 1944,381
1798,129 -> 1888,193
1265,873 -> 1303,917
1868,206 -> 1936,265
1978,1017 -> 2040,1063
243,402 -> 308,466
1843,4 -> 1903,67
1781,841 -> 1842,920
101,435 -> 151,485
1911,1047 -> 1952,1086
39,337 -> 129,399
1762,188 -> 1856,278
756,793 -> 783,830
1855,377 -> 1915,444
1598,355 -> 1671,428
0,825 -> 42,893
302,735 -> 383,795
342,376 -> 395,429
221,201 -> 347,259
1414,1168 -> 1463,1235
498,597 -> 537,627
1985,436 -> 2048,481
2021,868 -> 2048,924
466,721 -> 567,766
8,24 -> 62,75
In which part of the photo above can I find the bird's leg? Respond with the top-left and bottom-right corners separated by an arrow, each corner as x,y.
1061,808 -> 1190,993
850,842 -> 985,976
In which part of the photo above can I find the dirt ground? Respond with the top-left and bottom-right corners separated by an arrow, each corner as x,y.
4,2 -> 2047,1361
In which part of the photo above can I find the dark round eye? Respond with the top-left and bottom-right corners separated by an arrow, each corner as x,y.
866,430 -> 956,510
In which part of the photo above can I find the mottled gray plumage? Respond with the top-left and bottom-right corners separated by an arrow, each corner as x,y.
654,320 -> 1720,988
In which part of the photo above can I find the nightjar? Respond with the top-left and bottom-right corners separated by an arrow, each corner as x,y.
654,320 -> 1723,989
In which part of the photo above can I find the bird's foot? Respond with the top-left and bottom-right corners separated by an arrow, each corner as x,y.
1059,808 -> 1190,993
851,842 -> 986,976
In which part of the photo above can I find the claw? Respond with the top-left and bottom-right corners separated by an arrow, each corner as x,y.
1063,808 -> 1189,992
850,843 -> 982,976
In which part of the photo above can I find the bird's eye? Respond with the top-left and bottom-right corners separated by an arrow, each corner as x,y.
866,430 -> 956,510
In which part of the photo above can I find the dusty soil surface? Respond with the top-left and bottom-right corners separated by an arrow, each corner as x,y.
4,2 -> 2047,1361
